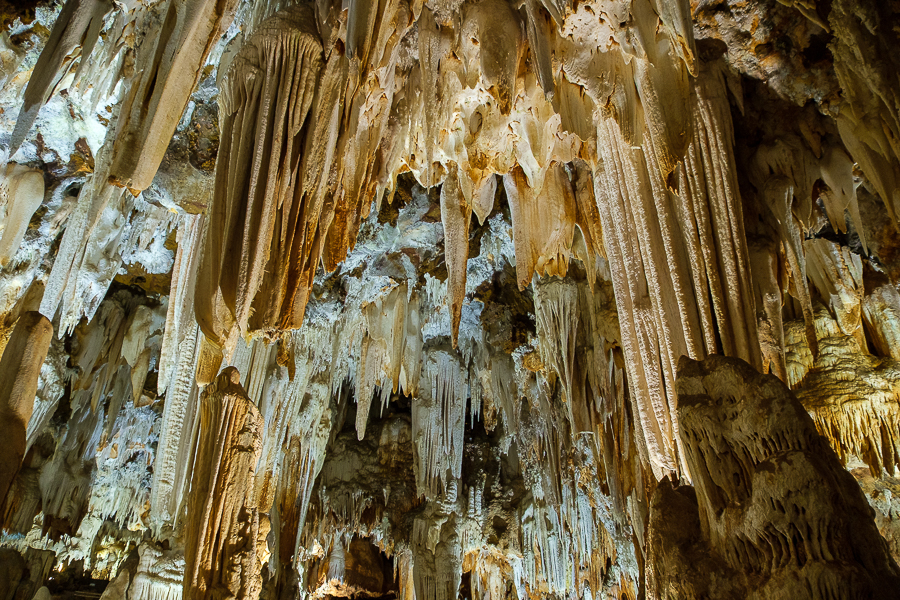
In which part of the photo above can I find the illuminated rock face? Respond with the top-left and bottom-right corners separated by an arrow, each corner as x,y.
0,0 -> 899,597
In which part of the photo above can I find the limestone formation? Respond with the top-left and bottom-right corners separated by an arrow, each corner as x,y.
0,0 -> 900,597
648,355 -> 900,599
183,367 -> 264,600
0,163 -> 44,267
0,312 -> 52,513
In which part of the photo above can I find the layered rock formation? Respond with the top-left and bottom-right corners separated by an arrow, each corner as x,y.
0,0 -> 898,598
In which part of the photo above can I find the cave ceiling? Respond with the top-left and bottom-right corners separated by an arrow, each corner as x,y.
0,0 -> 900,598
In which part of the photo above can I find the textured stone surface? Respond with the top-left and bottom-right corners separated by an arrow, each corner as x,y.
648,355 -> 900,599
0,0 -> 899,596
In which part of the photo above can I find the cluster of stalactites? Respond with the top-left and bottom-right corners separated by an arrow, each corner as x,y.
4,0 -> 237,334
182,0 -> 772,482
7,0 -> 757,485
191,0 -> 699,349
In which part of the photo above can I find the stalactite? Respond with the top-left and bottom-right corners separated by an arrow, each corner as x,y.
4,0 -> 900,595
863,281 -> 900,362
195,4 -> 323,345
829,0 -> 900,231
593,116 -> 681,477
9,0 -> 113,155
787,306 -> 900,476
108,0 -> 240,192
440,167 -> 470,346
534,278 -> 578,422
149,326 -> 200,531
679,62 -> 760,367
413,351 -> 468,499
503,163 -> 576,290
0,163 -> 44,267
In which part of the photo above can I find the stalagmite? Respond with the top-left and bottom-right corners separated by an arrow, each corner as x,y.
183,367 -> 264,599
131,543 -> 185,600
654,355 -> 900,599
0,312 -> 52,511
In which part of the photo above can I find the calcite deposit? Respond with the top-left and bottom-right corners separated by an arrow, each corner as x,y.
0,0 -> 899,598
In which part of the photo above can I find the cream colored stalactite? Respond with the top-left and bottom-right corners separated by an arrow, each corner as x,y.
829,0 -> 900,232
459,0 -> 521,117
534,279 -> 579,426
401,292 -> 424,396
750,134 -> 865,363
183,367 -> 265,600
196,5 -> 323,346
158,214 -> 203,395
748,232 -> 788,382
863,283 -> 900,362
0,164 -> 45,267
413,351 -> 468,499
321,0 -> 416,273
818,146 -> 867,254
339,0 -> 412,217
412,509 -> 463,600
787,307 -> 900,476
440,167 -> 471,347
39,165 -> 175,334
593,118 -> 680,477
763,176 -> 820,359
355,282 -> 409,439
805,238 -> 866,350
631,13 -> 693,176
417,6 -> 454,187
9,0 -> 113,155
355,333 -> 388,440
121,305 -> 163,405
253,341 -> 321,513
39,166 -> 119,330
149,327 -> 201,532
108,0 -> 241,192
287,383 -> 332,571
502,163 -> 577,291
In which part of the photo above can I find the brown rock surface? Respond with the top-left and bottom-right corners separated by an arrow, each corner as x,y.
0,311 -> 52,512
